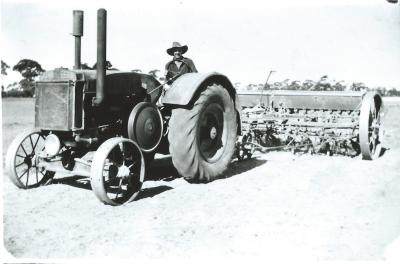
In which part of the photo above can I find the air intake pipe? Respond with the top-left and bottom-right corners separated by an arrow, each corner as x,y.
93,8 -> 107,106
72,10 -> 84,69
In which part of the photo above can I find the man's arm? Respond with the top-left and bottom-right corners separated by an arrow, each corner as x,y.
185,58 -> 198,73
165,60 -> 173,71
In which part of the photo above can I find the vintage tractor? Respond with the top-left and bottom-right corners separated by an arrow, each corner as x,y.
5,9 -> 240,205
235,89 -> 384,160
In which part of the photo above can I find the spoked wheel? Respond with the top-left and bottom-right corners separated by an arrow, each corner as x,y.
90,138 -> 145,206
359,92 -> 384,160
5,130 -> 54,189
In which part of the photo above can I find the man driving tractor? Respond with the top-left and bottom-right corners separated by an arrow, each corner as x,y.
165,41 -> 197,84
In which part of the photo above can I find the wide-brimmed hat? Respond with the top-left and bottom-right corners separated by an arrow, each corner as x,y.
166,42 -> 188,56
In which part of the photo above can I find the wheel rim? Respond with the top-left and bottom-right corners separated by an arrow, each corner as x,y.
359,92 -> 383,160
8,131 -> 51,188
91,138 -> 144,205
198,103 -> 225,163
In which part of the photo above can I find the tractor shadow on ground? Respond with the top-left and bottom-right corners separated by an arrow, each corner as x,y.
145,155 -> 180,181
135,185 -> 174,200
380,147 -> 388,157
147,155 -> 267,182
51,156 -> 178,201
52,175 -> 174,202
52,176 -> 92,190
215,158 -> 267,181
51,155 -> 266,200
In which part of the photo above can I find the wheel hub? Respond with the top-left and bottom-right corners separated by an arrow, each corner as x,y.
198,103 -> 225,162
117,165 -> 131,179
145,119 -> 154,133
24,155 -> 33,168
209,126 -> 217,140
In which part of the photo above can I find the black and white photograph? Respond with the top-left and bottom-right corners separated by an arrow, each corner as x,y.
1,0 -> 400,262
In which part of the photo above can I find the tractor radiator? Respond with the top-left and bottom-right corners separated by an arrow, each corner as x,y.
35,81 -> 83,131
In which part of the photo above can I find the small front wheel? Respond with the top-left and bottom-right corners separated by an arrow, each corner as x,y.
90,138 -> 145,206
5,130 -> 54,189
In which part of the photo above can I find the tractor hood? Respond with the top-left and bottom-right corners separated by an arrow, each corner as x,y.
38,68 -> 162,103
39,68 -> 158,84
40,68 -> 100,82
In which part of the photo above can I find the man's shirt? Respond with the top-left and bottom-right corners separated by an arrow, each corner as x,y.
165,57 -> 197,83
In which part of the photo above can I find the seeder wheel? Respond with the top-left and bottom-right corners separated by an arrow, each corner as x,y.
241,132 -> 256,159
5,130 -> 55,189
236,133 -> 255,161
359,92 -> 384,160
90,138 -> 145,206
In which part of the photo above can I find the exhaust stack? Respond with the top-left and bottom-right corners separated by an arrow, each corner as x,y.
72,10 -> 84,69
93,8 -> 107,106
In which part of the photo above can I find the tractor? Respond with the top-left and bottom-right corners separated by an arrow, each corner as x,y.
5,9 -> 240,205
6,9 -> 385,206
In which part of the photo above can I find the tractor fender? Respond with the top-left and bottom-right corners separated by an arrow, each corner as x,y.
161,72 -> 242,134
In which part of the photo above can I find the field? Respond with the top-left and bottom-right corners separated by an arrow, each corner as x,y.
2,97 -> 400,261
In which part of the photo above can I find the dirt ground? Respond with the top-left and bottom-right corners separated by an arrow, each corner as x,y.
2,97 -> 400,262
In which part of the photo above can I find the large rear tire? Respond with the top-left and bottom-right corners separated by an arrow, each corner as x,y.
168,84 -> 237,182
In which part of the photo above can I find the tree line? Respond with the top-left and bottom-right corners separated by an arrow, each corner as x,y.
2,59 -> 399,97
2,59 -> 45,97
1,59 -> 166,97
235,75 -> 400,96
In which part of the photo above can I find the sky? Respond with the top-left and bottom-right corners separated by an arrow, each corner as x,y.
1,0 -> 399,89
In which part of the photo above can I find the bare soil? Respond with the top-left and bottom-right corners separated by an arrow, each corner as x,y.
2,97 -> 400,261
